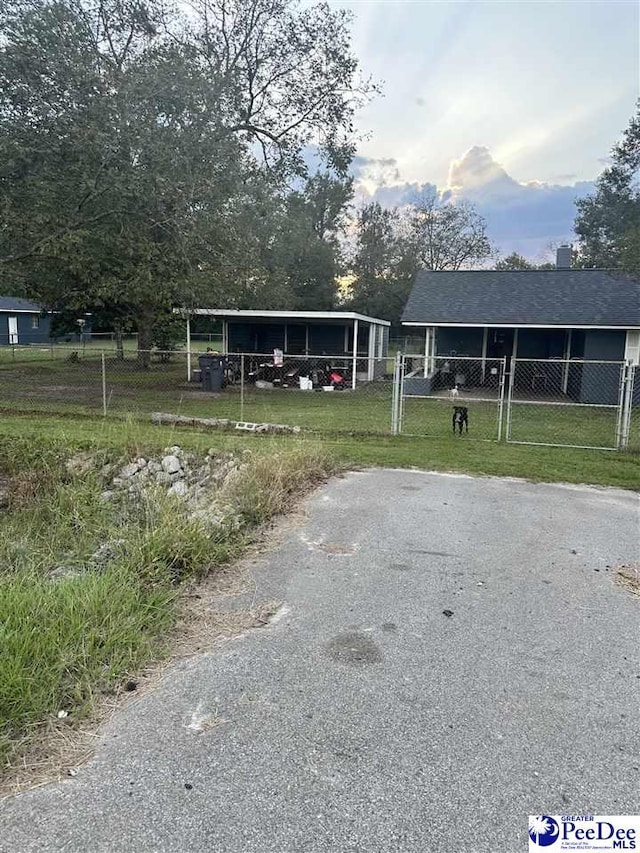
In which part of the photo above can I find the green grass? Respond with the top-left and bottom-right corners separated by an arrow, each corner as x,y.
2,353 -> 638,452
0,429 -> 336,772
0,412 -> 638,490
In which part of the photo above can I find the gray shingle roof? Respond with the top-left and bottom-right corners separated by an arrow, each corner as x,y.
0,296 -> 42,313
401,269 -> 640,328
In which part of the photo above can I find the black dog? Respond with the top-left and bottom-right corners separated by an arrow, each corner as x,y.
452,406 -> 469,434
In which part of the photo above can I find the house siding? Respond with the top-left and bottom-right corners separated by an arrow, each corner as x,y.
573,330 -> 626,405
0,311 -> 51,346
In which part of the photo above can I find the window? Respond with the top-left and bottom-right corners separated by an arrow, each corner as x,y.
31,315 -> 39,330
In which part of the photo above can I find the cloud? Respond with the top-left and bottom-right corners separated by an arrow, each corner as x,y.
354,180 -> 438,209
354,145 -> 595,259
446,147 -> 594,246
350,155 -> 401,187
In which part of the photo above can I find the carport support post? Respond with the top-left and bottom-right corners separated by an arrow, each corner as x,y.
352,318 -> 358,389
186,315 -> 192,382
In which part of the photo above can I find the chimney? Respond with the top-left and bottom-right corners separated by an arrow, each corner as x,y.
556,245 -> 572,269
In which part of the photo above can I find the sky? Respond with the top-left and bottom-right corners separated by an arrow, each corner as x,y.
319,0 -> 640,260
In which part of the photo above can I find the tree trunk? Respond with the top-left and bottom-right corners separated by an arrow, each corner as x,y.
137,311 -> 155,370
114,322 -> 124,361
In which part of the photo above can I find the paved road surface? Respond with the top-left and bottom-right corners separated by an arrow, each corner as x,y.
1,471 -> 639,853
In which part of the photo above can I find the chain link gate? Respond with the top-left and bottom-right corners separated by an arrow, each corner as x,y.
505,358 -> 632,451
390,353 -> 637,450
392,354 -> 507,440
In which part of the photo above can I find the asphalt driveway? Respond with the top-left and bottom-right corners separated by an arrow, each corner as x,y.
1,470 -> 639,853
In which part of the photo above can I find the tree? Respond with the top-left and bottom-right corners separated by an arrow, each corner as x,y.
0,0 -> 373,365
574,103 -> 640,269
276,173 -> 353,310
348,203 -> 417,324
494,252 -> 536,270
494,251 -> 556,270
404,190 -> 493,271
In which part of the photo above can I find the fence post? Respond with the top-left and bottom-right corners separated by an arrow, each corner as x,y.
398,354 -> 407,433
101,351 -> 107,417
186,316 -> 192,382
505,356 -> 516,442
617,360 -> 634,450
497,357 -> 507,442
391,350 -> 401,435
240,353 -> 245,423
615,362 -> 627,449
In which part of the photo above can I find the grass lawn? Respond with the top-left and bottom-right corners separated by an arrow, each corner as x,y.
0,412 -> 638,490
1,352 -> 637,451
0,423 -> 335,775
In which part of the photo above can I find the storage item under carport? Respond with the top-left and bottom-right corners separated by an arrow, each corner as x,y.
198,354 -> 225,391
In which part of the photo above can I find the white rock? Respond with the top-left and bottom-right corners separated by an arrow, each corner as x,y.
168,481 -> 188,497
136,458 -> 147,469
120,462 -> 140,479
100,491 -> 114,503
49,566 -> 81,581
155,472 -> 173,485
147,460 -> 162,474
161,455 -> 181,474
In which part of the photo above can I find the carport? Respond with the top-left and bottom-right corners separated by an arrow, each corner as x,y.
177,309 -> 390,389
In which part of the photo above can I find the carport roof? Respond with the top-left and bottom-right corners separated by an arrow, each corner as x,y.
175,309 -> 390,326
402,269 -> 640,328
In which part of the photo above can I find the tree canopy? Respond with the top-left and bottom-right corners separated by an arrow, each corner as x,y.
574,102 -> 640,270
0,0 -> 372,362
347,193 -> 493,325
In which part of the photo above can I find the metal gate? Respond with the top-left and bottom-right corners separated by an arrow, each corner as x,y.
393,354 -> 507,441
505,358 -> 633,451
391,354 -> 637,450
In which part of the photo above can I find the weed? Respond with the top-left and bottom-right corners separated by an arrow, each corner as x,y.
0,435 -> 335,771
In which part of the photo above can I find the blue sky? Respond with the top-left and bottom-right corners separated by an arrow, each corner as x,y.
320,0 -> 640,259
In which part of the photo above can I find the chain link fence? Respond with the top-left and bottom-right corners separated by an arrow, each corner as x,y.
0,347 -> 395,435
1,345 -> 638,450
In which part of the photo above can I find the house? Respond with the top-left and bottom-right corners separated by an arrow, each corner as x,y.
176,308 -> 390,387
401,248 -> 640,404
0,296 -> 51,346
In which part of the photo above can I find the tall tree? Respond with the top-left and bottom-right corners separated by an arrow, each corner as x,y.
574,103 -> 640,269
405,190 -> 493,271
348,202 -> 416,324
0,0 -> 373,364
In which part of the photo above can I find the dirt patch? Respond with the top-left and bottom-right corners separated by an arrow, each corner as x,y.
615,563 -> 640,597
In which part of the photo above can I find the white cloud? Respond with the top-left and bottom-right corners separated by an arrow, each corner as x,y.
353,146 -> 595,259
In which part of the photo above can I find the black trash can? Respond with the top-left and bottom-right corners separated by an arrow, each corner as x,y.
198,354 -> 224,392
